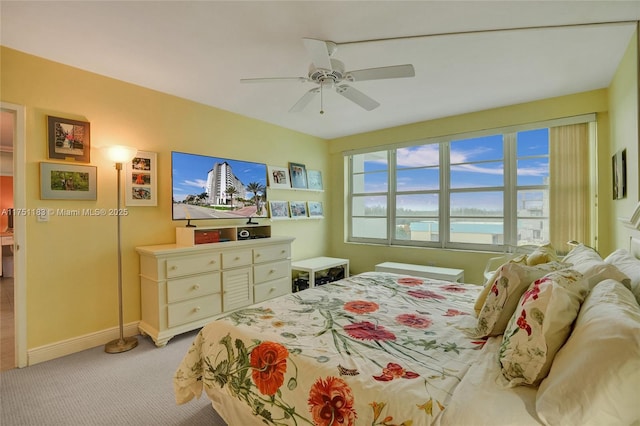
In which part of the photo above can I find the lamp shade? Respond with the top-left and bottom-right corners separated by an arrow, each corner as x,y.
105,145 -> 138,163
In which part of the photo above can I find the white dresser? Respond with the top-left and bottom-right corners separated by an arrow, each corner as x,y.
136,235 -> 294,347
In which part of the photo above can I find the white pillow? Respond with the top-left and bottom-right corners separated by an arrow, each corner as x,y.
604,249 -> 640,304
536,279 -> 640,426
561,243 -> 603,274
581,262 -> 630,290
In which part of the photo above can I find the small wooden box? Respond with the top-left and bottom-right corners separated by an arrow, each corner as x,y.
194,230 -> 220,245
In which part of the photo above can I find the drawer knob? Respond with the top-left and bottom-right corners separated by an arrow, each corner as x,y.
170,266 -> 177,271
270,269 -> 276,274
194,306 -> 201,312
193,284 -> 200,290
256,253 -> 260,257
270,287 -> 275,292
209,260 -> 216,265
235,256 -> 240,260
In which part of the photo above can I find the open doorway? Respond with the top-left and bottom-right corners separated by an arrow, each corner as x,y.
1,103 -> 26,369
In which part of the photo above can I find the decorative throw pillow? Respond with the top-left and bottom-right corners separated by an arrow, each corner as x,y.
604,249 -> 640,304
474,261 -> 569,338
474,254 -> 528,315
536,279 -> 640,426
561,243 -> 603,273
499,269 -> 589,386
526,243 -> 558,266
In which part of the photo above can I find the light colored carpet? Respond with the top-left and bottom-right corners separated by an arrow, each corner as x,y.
0,330 -> 228,425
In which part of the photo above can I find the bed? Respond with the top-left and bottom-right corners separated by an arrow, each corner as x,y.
174,240 -> 640,426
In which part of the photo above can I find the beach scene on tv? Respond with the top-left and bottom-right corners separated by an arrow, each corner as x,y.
172,152 -> 268,221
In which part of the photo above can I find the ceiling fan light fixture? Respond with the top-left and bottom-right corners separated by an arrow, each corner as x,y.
246,37 -> 415,113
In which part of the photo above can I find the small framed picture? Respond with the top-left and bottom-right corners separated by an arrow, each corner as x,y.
126,151 -> 157,206
40,162 -> 97,200
267,165 -> 291,189
290,201 -> 308,218
306,170 -> 323,190
308,201 -> 324,217
612,149 -> 626,200
47,116 -> 91,163
269,200 -> 290,219
289,162 -> 308,189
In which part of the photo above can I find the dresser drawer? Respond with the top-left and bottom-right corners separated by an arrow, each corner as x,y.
254,260 -> 290,284
254,277 -> 291,303
222,249 -> 252,269
167,273 -> 221,303
166,253 -> 220,278
167,293 -> 222,328
253,244 -> 290,264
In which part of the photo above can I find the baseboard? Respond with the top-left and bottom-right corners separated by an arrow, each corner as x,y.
27,322 -> 140,366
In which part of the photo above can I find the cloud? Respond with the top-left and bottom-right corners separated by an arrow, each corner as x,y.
182,179 -> 208,188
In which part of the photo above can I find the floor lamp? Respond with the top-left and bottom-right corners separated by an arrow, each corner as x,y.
104,145 -> 139,354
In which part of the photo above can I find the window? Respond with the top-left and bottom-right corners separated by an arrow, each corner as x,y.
347,117 -> 593,252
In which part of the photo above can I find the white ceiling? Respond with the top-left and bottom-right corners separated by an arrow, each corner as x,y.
1,1 -> 639,140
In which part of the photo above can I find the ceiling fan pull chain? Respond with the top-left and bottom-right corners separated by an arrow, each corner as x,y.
320,81 -> 325,115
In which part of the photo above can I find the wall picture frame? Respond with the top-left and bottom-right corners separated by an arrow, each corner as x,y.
125,151 -> 157,206
267,165 -> 291,189
290,201 -> 308,218
306,170 -> 323,190
47,115 -> 90,163
40,162 -> 97,200
289,162 -> 308,189
269,200 -> 290,219
308,201 -> 324,217
612,148 -> 627,200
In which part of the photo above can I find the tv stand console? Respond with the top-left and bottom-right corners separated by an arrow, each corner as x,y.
136,230 -> 294,347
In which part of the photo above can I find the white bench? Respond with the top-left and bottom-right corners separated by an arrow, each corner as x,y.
374,262 -> 464,282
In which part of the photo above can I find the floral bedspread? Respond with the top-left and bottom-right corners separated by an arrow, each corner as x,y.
174,271 -> 485,426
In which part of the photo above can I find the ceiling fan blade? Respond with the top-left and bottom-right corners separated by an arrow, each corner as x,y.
289,87 -> 320,112
302,38 -> 333,70
335,84 -> 380,111
240,77 -> 308,84
348,64 -> 415,82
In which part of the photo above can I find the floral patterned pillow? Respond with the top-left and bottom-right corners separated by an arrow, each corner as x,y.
499,269 -> 590,386
474,261 -> 569,338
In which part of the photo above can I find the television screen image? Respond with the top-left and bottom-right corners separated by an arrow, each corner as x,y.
171,151 -> 268,222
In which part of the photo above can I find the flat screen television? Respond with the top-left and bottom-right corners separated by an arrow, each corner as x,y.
171,151 -> 268,225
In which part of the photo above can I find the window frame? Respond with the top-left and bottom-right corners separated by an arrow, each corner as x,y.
346,114 -> 595,252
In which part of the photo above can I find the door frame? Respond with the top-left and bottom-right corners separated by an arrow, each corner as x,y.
2,102 -> 27,368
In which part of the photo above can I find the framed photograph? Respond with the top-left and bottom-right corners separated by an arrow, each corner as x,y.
308,201 -> 324,217
290,201 -> 308,218
269,200 -> 290,219
612,149 -> 627,200
267,165 -> 291,189
289,162 -> 308,189
306,170 -> 323,190
40,162 -> 97,200
47,116 -> 90,162
125,151 -> 157,206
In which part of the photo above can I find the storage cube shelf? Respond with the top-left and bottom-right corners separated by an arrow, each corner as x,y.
291,257 -> 350,291
176,225 -> 272,247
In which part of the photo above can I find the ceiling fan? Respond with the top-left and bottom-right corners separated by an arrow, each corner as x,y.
240,38 -> 415,114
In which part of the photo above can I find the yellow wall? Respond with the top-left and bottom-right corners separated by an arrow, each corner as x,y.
328,90 -> 612,284
2,25 -> 638,354
1,47 -> 329,349
608,27 -> 640,251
